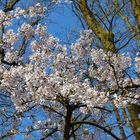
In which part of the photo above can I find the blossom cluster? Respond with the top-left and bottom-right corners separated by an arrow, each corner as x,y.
1,26 -> 140,113
0,3 -> 46,27
0,3 -> 140,135
52,0 -> 72,4
0,10 -> 13,26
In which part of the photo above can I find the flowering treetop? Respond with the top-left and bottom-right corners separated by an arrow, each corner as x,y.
0,2 -> 140,139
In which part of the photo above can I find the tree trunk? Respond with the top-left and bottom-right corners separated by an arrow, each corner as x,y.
113,105 -> 126,139
128,104 -> 140,140
64,107 -> 72,140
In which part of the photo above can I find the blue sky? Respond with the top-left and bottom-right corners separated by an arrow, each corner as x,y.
47,3 -> 82,41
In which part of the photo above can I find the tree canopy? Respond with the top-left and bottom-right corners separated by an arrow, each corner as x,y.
0,0 -> 140,139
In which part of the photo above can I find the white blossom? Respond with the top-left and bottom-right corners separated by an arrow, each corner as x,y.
3,29 -> 18,46
0,3 -> 140,120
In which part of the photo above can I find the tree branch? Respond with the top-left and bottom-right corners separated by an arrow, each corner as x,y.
72,121 -> 121,140
4,0 -> 20,12
77,0 -> 116,52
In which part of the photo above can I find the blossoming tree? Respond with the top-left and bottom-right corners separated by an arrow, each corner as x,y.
0,0 -> 140,139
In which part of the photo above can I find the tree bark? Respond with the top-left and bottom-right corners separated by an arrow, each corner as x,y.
63,107 -> 73,140
4,0 -> 20,12
130,0 -> 140,31
113,105 -> 126,139
128,104 -> 140,140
